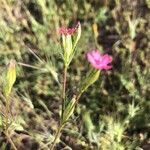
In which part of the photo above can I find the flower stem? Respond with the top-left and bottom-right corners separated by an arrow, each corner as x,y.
5,97 -> 9,131
50,124 -> 64,150
50,93 -> 82,150
50,66 -> 67,150
4,97 -> 18,150
62,67 -> 67,118
5,131 -> 18,150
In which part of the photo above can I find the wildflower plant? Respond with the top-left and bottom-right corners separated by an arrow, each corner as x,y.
50,23 -> 82,150
50,23 -> 113,149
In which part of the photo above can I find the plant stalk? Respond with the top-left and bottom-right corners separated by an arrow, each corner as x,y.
5,97 -> 9,131
50,66 -> 67,150
5,131 -> 18,150
62,67 -> 67,118
50,124 -> 64,150
50,92 -> 82,149
4,97 -> 18,150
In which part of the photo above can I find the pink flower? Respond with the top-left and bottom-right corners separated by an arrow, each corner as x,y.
59,27 -> 76,36
87,50 -> 113,70
59,22 -> 80,36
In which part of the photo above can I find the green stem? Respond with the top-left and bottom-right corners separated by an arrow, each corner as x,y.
5,131 -> 18,150
61,67 -> 67,120
50,66 -> 67,150
4,97 -> 18,150
50,93 -> 82,149
50,124 -> 64,150
5,96 -> 9,131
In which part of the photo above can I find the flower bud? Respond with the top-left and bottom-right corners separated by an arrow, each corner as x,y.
59,22 -> 81,67
3,59 -> 16,97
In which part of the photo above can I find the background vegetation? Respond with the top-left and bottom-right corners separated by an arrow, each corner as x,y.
0,0 -> 149,149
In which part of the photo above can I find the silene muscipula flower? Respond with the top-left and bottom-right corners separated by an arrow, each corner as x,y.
87,50 -> 113,70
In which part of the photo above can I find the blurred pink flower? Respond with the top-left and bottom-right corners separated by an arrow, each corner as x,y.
59,27 -> 76,36
87,50 -> 113,70
59,22 -> 80,36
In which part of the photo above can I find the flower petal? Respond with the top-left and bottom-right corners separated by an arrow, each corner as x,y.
87,50 -> 113,70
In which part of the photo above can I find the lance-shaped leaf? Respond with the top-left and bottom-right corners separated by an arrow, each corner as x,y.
3,59 -> 16,97
72,22 -> 81,50
61,96 -> 76,124
79,69 -> 100,94
68,22 -> 81,66
63,34 -> 73,67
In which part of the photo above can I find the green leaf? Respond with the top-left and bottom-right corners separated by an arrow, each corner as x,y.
79,69 -> 100,94
61,97 -> 76,124
82,110 -> 95,141
3,59 -> 16,97
73,22 -> 81,50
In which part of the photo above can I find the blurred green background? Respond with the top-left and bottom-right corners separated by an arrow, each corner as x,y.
0,0 -> 149,149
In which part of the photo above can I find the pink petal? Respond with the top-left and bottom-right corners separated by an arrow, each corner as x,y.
102,65 -> 112,70
87,52 -> 97,65
91,50 -> 101,61
102,54 -> 113,64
